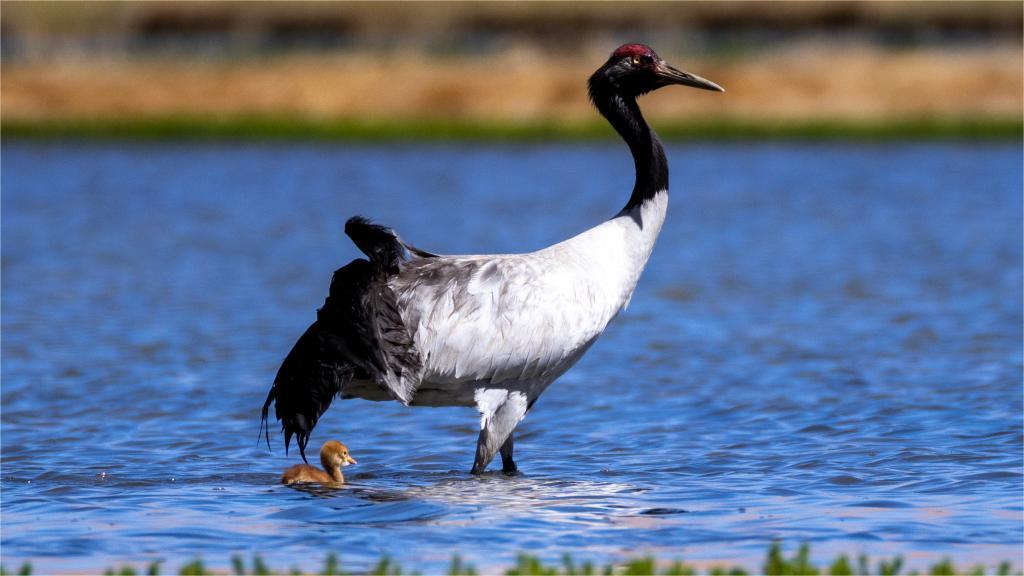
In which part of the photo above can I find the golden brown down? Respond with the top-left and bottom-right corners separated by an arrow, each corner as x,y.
281,440 -> 357,486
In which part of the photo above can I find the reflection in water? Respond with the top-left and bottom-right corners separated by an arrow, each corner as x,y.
1,142 -> 1021,573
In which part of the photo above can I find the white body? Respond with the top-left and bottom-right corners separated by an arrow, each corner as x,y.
345,191 -> 669,440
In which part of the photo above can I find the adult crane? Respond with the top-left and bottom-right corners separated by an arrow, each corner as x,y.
262,44 -> 723,474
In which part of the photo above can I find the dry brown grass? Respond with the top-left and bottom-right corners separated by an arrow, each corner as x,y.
3,44 -> 1021,124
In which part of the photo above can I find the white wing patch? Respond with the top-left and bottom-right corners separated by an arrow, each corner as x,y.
395,251 -> 615,386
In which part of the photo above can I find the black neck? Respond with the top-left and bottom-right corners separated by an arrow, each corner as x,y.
589,78 -> 668,211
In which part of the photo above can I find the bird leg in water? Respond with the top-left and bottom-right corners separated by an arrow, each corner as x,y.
499,433 -> 517,475
471,394 -> 527,474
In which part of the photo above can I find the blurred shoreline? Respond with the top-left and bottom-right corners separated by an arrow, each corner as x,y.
3,2 -> 1021,140
4,46 -> 1021,141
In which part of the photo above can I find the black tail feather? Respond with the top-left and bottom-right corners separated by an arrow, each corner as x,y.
259,389 -> 274,452
263,320 -> 354,464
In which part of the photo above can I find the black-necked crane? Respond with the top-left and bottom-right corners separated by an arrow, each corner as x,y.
262,44 -> 723,474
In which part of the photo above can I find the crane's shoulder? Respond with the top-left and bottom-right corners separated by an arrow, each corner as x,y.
344,215 -> 439,273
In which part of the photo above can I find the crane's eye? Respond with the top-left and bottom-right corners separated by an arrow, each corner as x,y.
631,55 -> 642,66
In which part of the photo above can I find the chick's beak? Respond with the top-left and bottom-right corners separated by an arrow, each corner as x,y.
657,61 -> 724,92
346,455 -> 358,465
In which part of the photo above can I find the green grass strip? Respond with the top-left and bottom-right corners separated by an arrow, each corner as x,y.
1,542 -> 1020,576
2,116 -> 1021,142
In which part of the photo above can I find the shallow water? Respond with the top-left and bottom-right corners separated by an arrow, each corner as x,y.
2,141 -> 1021,573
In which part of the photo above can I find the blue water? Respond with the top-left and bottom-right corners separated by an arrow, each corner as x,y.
2,142 -> 1021,573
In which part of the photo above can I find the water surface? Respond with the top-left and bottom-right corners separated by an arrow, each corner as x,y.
2,142 -> 1021,572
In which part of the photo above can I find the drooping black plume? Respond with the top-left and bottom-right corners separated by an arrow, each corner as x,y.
262,216 -> 428,462
261,320 -> 356,462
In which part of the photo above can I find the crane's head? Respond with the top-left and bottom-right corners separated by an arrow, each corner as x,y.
592,43 -> 724,97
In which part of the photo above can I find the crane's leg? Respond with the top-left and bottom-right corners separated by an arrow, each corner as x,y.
471,392 -> 527,474
499,433 -> 517,475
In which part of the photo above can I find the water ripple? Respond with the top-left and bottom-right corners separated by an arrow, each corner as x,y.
1,142 -> 1021,573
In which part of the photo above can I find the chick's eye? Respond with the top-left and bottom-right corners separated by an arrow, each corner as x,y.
631,55 -> 642,65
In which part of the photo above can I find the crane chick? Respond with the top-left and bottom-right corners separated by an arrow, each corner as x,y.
281,440 -> 357,486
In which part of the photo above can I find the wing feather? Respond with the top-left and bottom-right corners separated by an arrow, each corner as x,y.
393,250 -> 617,387
263,217 -> 429,459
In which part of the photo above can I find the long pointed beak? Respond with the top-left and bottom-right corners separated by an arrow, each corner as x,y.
346,456 -> 358,465
657,62 -> 724,92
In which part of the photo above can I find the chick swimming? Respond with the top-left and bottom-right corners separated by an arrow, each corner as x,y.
281,440 -> 356,485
